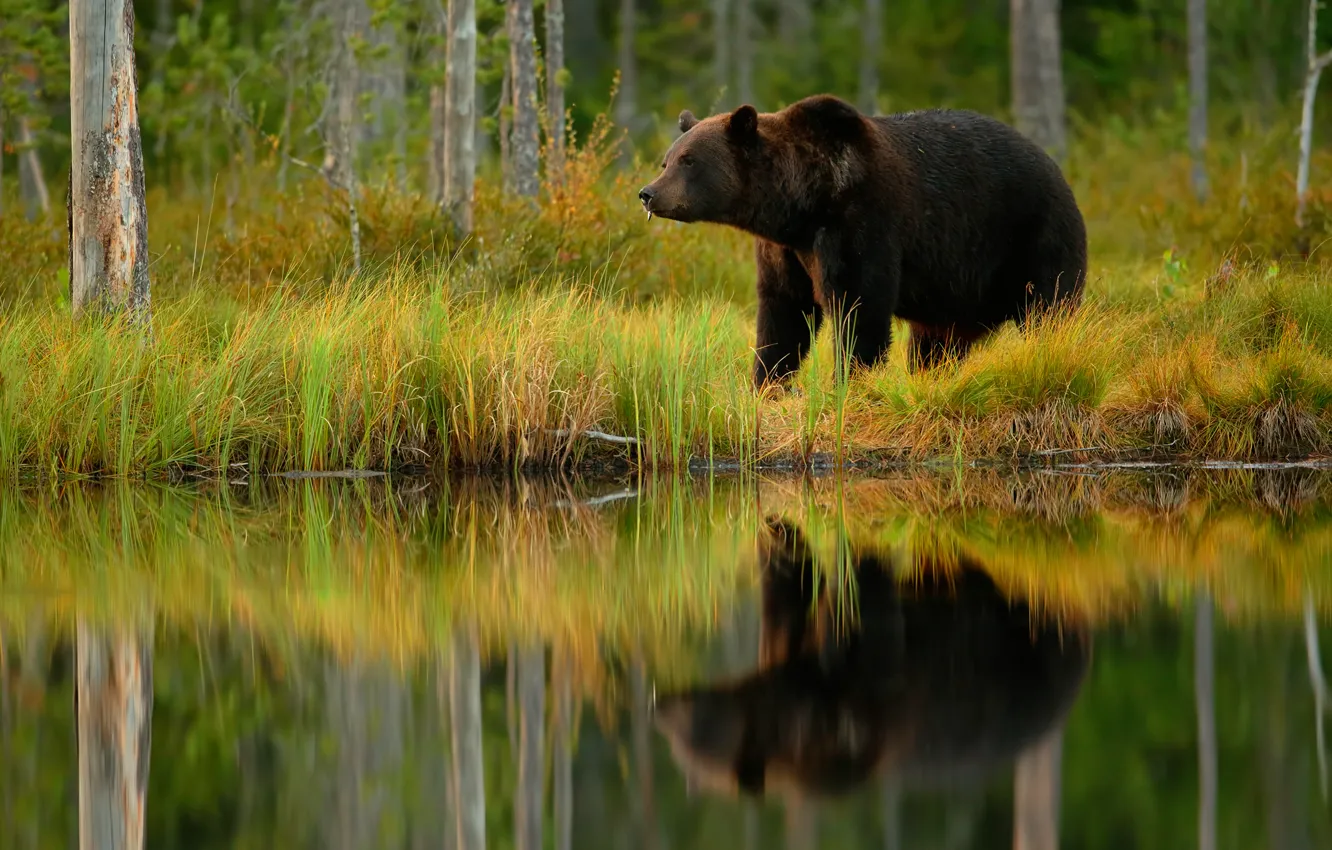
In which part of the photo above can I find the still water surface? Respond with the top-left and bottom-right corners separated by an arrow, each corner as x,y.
2,468 -> 1331,849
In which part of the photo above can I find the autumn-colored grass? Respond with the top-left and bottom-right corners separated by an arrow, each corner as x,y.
5,110 -> 1332,475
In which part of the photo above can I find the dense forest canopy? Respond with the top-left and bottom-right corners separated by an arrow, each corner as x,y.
0,0 -> 1325,190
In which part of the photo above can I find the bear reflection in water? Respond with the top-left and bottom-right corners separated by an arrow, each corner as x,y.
652,517 -> 1092,800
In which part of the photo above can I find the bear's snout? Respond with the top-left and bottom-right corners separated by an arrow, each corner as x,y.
638,186 -> 656,208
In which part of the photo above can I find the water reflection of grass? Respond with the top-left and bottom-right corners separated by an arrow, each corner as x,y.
0,475 -> 760,698
760,468 -> 1332,623
2,469 -> 1330,680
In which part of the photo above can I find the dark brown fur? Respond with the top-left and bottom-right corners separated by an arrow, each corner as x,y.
639,94 -> 1089,387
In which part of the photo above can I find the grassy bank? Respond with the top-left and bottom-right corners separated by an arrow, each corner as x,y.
2,259 -> 1332,477
5,114 -> 1332,476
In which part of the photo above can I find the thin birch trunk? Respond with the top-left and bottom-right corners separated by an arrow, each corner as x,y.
18,117 -> 50,220
546,0 -> 566,181
1296,0 -> 1332,228
331,0 -> 364,270
450,627 -> 486,850
1010,0 -> 1066,161
712,0 -> 732,108
443,0 -> 478,234
1188,0 -> 1208,201
1013,727 -> 1063,850
735,0 -> 755,106
616,0 -> 638,138
76,621 -> 153,850
429,0 -> 448,204
499,66 -> 512,187
515,644 -> 545,850
69,0 -> 152,321
1195,595 -> 1217,850
507,0 -> 540,197
784,795 -> 815,850
858,0 -> 882,113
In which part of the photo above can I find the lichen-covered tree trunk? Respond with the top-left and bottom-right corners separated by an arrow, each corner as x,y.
1188,0 -> 1208,201
546,0 -> 566,181
858,0 -> 882,113
76,621 -> 153,850
443,0 -> 477,234
507,0 -> 540,197
712,0 -> 732,108
449,627 -> 486,850
1013,726 -> 1063,850
1009,0 -> 1066,162
735,0 -> 755,106
68,0 -> 151,321
514,645 -> 545,850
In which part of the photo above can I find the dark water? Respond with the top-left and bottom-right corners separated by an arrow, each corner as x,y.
2,468 -> 1331,849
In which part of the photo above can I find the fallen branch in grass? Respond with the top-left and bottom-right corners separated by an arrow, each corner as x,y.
546,428 -> 639,446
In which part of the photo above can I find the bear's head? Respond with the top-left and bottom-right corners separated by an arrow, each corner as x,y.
637,105 -> 761,226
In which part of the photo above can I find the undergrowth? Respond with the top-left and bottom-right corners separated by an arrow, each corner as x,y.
4,107 -> 1332,476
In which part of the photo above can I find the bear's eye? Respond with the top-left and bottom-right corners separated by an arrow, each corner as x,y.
679,154 -> 695,167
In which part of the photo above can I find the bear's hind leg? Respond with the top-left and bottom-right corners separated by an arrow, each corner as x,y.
907,323 -> 983,373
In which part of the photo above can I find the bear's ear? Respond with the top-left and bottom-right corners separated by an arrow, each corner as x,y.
678,110 -> 698,133
727,104 -> 759,145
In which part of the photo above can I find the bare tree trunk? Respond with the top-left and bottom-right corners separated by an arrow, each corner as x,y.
69,0 -> 152,321
18,118 -> 50,220
778,0 -> 810,49
443,0 -> 478,234
616,0 -> 638,140
515,645 -> 545,850
76,621 -> 153,850
712,0 -> 732,108
1188,0 -> 1208,201
499,67 -> 513,187
1195,595 -> 1217,850
449,627 -> 486,850
858,0 -> 882,114
1296,0 -> 1332,228
1013,726 -> 1063,850
327,0 -> 365,270
428,0 -> 448,203
553,662 -> 574,850
735,0 -> 755,106
507,0 -> 540,197
546,0 -> 566,181
1010,0 -> 1067,161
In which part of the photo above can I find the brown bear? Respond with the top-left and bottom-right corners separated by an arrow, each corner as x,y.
637,94 -> 1088,387
651,516 -> 1092,799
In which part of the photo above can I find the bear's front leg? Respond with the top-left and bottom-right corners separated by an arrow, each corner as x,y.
812,228 -> 898,374
753,240 -> 821,390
